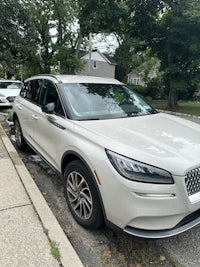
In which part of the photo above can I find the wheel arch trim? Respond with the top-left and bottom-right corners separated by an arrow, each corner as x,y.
61,150 -> 107,219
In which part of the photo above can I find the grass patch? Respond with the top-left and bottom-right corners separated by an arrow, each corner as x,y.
169,256 -> 182,267
50,241 -> 61,260
153,101 -> 200,116
43,228 -> 49,235
43,228 -> 61,261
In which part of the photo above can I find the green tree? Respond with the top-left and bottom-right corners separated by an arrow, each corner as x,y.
114,37 -> 133,81
25,0 -> 83,74
78,0 -> 126,35
126,0 -> 200,109
78,0 -> 131,80
24,0 -> 54,73
0,0 -> 37,79
52,0 -> 83,73
78,0 -> 200,109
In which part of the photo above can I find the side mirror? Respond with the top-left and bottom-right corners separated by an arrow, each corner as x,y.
42,102 -> 55,114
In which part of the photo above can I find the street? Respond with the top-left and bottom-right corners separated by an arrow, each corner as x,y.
1,109 -> 200,267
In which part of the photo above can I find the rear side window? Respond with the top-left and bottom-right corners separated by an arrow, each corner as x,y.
20,78 -> 65,116
20,79 -> 42,104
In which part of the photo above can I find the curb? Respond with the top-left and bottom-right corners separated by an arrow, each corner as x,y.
157,109 -> 200,120
0,124 -> 84,267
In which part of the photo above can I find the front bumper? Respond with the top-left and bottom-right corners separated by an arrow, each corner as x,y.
95,160 -> 200,238
124,208 -> 200,238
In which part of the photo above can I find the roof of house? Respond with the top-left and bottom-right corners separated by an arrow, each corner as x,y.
128,60 -> 160,77
127,70 -> 141,77
79,49 -> 116,65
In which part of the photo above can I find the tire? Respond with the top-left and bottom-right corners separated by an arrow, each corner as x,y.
64,160 -> 104,229
14,118 -> 29,151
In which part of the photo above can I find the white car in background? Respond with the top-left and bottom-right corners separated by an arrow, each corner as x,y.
0,79 -> 22,107
12,74 -> 200,238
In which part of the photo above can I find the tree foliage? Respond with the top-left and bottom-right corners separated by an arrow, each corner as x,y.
126,0 -> 200,108
0,0 -> 37,78
78,0 -> 200,108
24,0 -> 83,74
25,0 -> 53,73
0,0 -> 199,109
78,0 -> 127,35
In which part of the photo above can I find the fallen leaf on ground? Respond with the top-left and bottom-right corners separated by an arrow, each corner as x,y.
103,250 -> 112,259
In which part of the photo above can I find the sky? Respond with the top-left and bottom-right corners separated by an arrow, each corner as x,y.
92,33 -> 119,54
50,21 -> 119,55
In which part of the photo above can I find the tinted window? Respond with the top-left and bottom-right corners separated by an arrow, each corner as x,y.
20,80 -> 42,104
40,80 -> 65,116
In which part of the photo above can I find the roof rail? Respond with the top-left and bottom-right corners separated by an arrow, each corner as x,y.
28,74 -> 63,83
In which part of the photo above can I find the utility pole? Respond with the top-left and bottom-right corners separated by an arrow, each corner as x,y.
20,64 -> 23,82
88,32 -> 92,76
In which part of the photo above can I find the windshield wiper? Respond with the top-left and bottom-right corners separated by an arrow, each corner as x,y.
126,112 -> 138,117
78,118 -> 101,121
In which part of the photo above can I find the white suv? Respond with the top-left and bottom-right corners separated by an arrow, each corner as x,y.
13,74 -> 200,238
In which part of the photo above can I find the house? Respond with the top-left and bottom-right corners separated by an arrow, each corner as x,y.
77,50 -> 116,78
127,61 -> 160,86
127,70 -> 144,86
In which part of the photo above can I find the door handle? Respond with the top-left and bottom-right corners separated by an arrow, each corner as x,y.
32,114 -> 38,120
17,104 -> 22,110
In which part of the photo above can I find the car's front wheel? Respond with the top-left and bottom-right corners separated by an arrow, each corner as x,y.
14,118 -> 28,151
64,160 -> 104,229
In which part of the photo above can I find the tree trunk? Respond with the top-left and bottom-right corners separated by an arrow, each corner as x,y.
167,87 -> 177,110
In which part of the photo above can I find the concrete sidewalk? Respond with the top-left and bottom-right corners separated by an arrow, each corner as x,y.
0,123 -> 83,267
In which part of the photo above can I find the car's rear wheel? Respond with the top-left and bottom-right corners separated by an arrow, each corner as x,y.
14,118 -> 29,151
64,160 -> 104,229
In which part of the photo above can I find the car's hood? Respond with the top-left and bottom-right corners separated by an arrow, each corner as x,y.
0,89 -> 20,97
76,113 -> 200,175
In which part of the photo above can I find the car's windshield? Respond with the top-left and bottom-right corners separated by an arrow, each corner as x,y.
62,83 -> 157,120
0,81 -> 22,89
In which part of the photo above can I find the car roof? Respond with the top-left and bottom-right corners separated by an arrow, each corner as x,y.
25,74 -> 123,85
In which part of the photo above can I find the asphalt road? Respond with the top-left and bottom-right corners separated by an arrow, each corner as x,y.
1,109 -> 200,267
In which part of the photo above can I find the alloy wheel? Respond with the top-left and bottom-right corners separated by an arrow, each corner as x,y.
66,171 -> 93,220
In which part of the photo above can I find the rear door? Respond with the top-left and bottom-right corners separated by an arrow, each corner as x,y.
14,79 -> 42,143
32,79 -> 68,169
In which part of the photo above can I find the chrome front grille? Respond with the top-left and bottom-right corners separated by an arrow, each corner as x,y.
185,167 -> 200,196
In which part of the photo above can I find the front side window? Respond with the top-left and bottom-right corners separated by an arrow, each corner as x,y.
40,80 -> 65,116
62,83 -> 156,120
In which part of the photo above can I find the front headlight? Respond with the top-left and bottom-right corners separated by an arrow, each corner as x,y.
0,94 -> 7,103
106,150 -> 173,184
